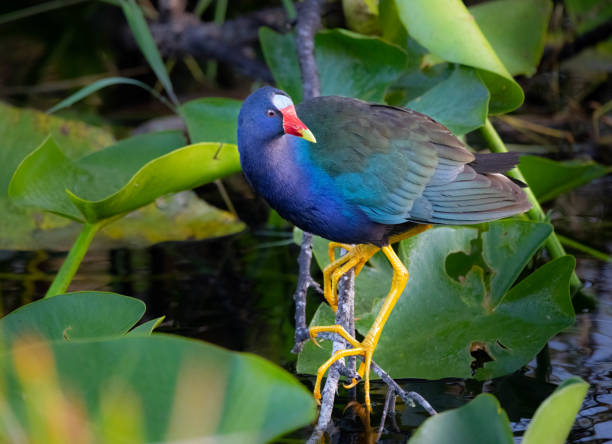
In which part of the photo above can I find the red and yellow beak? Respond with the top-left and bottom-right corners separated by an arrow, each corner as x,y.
280,105 -> 317,143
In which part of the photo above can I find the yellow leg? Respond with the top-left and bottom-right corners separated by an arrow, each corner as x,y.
311,224 -> 432,412
322,244 -> 378,311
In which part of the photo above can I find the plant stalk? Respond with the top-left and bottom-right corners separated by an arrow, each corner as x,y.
481,118 -> 581,290
44,222 -> 101,298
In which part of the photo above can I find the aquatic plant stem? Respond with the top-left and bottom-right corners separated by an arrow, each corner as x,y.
44,222 -> 101,298
481,118 -> 581,290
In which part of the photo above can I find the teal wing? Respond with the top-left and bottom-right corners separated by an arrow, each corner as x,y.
297,96 -> 495,225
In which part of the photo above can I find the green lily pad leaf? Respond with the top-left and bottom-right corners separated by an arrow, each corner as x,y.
406,65 -> 490,135
408,394 -> 513,444
522,376 -> 589,444
128,317 -> 165,336
0,292 -> 145,345
395,0 -> 524,114
181,97 -> 242,144
470,0 -> 552,77
0,335 -> 316,443
519,155 -> 612,203
260,28 -> 407,102
299,221 -> 576,380
9,134 -> 241,223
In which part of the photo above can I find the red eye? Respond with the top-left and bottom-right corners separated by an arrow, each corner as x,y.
266,109 -> 276,117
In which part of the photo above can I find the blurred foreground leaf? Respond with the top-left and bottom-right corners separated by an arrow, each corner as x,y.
408,394 -> 513,444
407,376 -> 587,444
0,293 -> 316,443
522,376 -> 589,444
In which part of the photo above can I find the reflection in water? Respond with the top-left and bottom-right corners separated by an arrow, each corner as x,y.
1,177 -> 611,443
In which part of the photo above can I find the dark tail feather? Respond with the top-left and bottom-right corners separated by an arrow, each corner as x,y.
469,152 -> 527,187
469,152 -> 520,174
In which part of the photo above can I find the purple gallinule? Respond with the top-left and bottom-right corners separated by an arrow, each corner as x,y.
237,86 -> 531,411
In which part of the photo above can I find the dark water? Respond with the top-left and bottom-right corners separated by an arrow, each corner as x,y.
1,177 -> 611,443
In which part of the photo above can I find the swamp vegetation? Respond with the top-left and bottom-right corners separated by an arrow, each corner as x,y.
0,0 -> 611,442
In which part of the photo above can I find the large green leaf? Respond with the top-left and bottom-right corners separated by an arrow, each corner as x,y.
298,221 -> 576,379
395,0 -> 524,114
406,65 -> 490,135
0,336 -> 316,443
0,103 -> 242,250
0,292 -> 316,442
470,0 -> 552,77
408,394 -> 513,444
0,292 -> 145,345
522,377 -> 589,444
9,134 -> 241,223
260,28 -> 407,102
519,155 -> 612,203
181,97 -> 242,144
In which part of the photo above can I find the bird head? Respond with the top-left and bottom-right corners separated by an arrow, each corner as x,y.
238,87 -> 316,144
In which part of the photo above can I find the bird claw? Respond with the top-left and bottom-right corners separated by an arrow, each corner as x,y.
309,330 -> 323,348
343,377 -> 360,389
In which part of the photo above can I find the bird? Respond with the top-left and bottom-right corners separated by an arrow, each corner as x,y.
237,86 -> 531,412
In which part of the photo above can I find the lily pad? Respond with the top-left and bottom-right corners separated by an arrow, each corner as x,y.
522,376 -> 589,444
298,221 -> 576,380
406,65 -> 490,135
519,155 -> 612,203
260,28 -> 407,103
0,291 -> 316,442
0,335 -> 315,443
9,134 -> 241,223
0,291 -> 145,345
395,0 -> 524,114
470,0 -> 552,77
408,394 -> 513,444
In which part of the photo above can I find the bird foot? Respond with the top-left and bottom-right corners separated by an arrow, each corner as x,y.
310,325 -> 375,412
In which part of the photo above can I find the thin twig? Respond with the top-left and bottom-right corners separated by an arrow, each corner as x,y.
295,0 -> 323,99
308,269 -> 355,443
378,388 -> 396,440
371,361 -> 437,416
291,0 -> 324,353
291,232 -> 315,352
